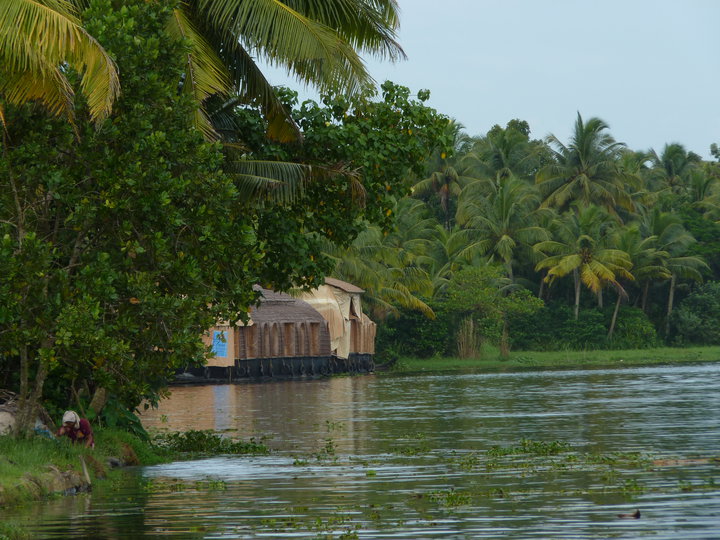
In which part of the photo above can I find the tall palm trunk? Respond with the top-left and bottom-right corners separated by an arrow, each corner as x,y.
573,268 -> 581,320
641,282 -> 650,313
538,271 -> 546,300
665,273 -> 677,335
608,293 -> 622,340
500,318 -> 510,359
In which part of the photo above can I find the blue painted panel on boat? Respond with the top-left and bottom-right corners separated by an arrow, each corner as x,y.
212,331 -> 227,357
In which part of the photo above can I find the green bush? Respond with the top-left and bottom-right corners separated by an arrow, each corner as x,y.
606,306 -> 658,349
510,303 -> 605,350
510,302 -> 659,351
376,306 -> 453,358
670,282 -> 720,345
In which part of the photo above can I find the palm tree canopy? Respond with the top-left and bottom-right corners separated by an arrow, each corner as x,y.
456,175 -> 550,270
463,119 -> 548,181
536,113 -> 632,213
648,143 -> 702,194
0,0 -> 119,125
534,205 -> 633,293
172,0 -> 405,139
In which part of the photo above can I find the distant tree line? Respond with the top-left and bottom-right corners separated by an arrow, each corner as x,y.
328,117 -> 720,357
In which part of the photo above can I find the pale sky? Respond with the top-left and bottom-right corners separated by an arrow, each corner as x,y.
264,1 -> 720,158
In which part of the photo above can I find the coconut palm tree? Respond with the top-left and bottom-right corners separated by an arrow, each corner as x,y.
412,120 -> 476,230
608,225 -> 670,337
648,143 -> 702,197
166,0 -> 405,139
534,205 -> 633,320
637,208 -> 709,333
462,119 -> 548,182
0,0 -> 119,126
2,0 -> 403,140
536,113 -> 633,214
686,167 -> 720,216
456,175 -> 550,281
328,197 -> 436,320
424,224 -> 489,296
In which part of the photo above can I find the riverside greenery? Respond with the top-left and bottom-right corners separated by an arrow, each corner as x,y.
349,117 -> 720,359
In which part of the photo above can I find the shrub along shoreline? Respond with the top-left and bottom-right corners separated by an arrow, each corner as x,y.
385,345 -> 720,374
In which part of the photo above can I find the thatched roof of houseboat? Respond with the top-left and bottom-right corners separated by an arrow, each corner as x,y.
249,286 -> 327,325
324,277 -> 364,294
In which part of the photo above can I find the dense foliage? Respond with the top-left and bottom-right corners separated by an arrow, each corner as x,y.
0,0 -> 261,433
670,282 -> 720,345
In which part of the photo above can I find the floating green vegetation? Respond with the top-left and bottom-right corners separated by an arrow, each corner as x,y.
153,430 -> 269,455
259,511 -> 359,538
620,478 -> 645,495
487,438 -> 571,457
679,478 -> 718,492
309,437 -> 340,462
390,432 -> 432,456
428,488 -> 472,507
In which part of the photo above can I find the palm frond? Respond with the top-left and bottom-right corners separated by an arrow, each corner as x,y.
197,0 -> 372,96
284,0 -> 405,60
168,6 -> 232,139
0,0 -> 119,124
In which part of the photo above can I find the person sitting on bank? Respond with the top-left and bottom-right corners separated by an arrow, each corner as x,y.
57,410 -> 95,449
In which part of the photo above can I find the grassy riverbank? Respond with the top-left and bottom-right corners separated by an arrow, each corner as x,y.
387,345 -> 720,374
0,429 -> 167,509
0,428 -> 173,539
0,428 -> 267,515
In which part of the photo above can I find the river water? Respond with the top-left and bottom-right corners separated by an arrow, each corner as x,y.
6,362 -> 720,538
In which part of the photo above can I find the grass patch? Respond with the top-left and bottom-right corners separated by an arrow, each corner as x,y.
386,345 -> 720,374
0,520 -> 32,540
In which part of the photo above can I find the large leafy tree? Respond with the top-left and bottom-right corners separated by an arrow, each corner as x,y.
222,82 -> 451,292
0,0 -> 119,125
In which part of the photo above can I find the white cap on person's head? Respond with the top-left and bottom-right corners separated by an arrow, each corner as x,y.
62,410 -> 80,429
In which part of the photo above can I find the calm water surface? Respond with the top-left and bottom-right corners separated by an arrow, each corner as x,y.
7,362 -> 720,538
